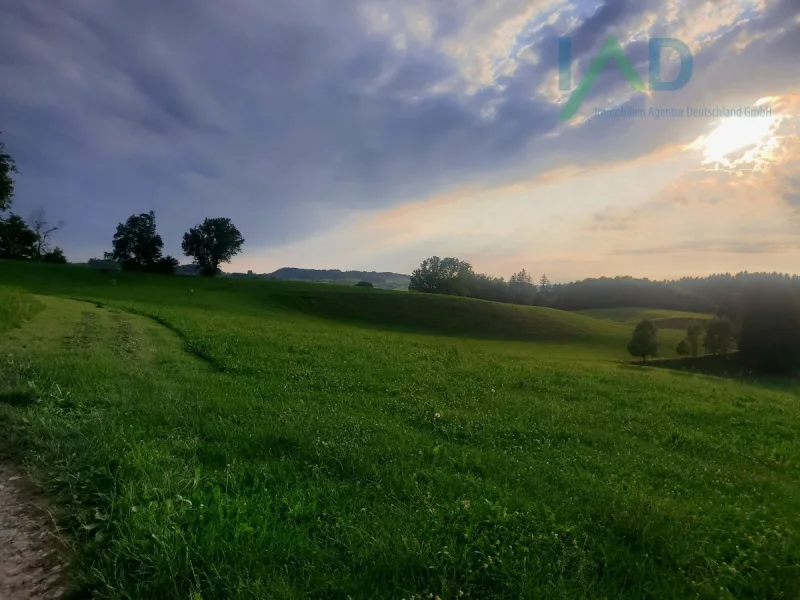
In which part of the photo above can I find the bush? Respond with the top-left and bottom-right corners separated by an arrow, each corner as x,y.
42,247 -> 68,264
152,255 -> 179,275
355,281 -> 374,288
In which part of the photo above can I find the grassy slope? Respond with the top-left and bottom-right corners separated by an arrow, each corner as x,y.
0,262 -> 682,358
0,287 -> 43,334
577,307 -> 712,323
0,261 -> 799,599
577,308 -> 712,332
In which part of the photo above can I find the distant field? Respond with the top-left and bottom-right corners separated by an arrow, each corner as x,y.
577,307 -> 712,329
1,261 -> 798,599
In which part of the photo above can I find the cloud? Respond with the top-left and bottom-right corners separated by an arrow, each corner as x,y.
0,0 -> 797,270
590,190 -> 693,231
784,193 -> 800,206
612,238 -> 798,256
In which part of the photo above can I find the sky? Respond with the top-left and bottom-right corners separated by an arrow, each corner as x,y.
1,0 -> 799,281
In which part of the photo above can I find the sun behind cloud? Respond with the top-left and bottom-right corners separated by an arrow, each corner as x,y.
693,98 -> 785,171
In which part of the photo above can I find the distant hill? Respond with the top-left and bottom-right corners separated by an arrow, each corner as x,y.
75,259 -> 202,276
234,267 -> 411,291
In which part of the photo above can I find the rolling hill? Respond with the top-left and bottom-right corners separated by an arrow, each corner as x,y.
1,259 -> 798,599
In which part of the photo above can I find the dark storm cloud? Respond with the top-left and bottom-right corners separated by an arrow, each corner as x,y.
0,0 -> 796,260
1,0 -> 561,256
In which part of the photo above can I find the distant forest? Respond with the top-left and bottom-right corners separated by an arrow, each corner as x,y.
408,257 -> 800,374
407,256 -> 800,315
224,262 -> 800,317
551,272 -> 800,314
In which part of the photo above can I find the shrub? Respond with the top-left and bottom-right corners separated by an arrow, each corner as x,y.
42,247 -> 68,264
355,281 -> 374,288
152,255 -> 179,275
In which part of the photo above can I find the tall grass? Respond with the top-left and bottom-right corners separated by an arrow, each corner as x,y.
0,287 -> 43,333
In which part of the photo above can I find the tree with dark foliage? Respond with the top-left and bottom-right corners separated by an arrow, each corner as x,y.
539,273 -> 551,291
409,256 -> 475,296
0,213 -> 38,260
108,211 -> 167,271
509,269 -> 536,305
0,133 -> 17,212
628,320 -> 659,364
42,247 -> 68,264
739,282 -> 800,374
182,217 -> 245,276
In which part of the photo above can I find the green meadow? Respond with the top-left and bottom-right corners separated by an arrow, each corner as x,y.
0,261 -> 798,599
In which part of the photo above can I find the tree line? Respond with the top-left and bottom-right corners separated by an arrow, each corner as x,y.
0,134 -> 244,276
627,280 -> 800,374
411,255 -> 800,375
408,255 -> 800,316
407,255 -> 707,310
627,317 -> 736,363
409,257 -> 552,306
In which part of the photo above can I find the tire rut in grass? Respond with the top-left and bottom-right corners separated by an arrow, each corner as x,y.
68,299 -> 221,372
62,310 -> 101,351
110,311 -> 140,358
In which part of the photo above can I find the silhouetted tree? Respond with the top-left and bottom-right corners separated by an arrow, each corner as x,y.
409,256 -> 474,296
510,269 -> 533,286
539,273 -> 551,290
109,211 -> 166,271
676,339 -> 689,358
409,256 -> 445,293
739,282 -> 800,374
509,269 -> 536,305
182,217 -> 245,276
0,213 -> 38,259
628,320 -> 659,364
42,247 -> 67,264
355,281 -> 374,288
29,207 -> 64,258
0,134 -> 17,212
703,317 -> 735,356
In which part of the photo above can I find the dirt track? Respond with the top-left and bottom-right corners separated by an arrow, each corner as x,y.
0,464 -> 67,600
